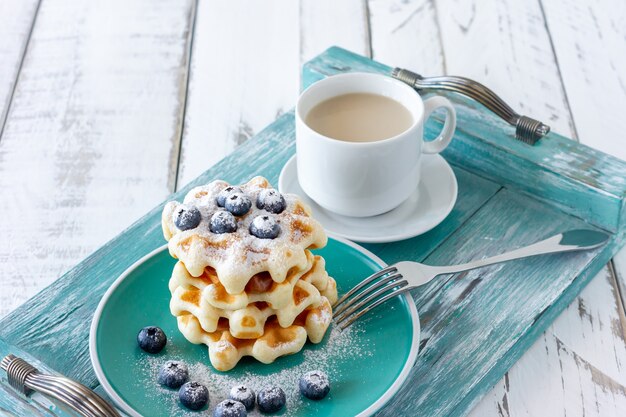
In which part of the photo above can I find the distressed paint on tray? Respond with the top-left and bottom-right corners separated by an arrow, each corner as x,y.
1,48 -> 625,417
377,189 -> 617,417
303,47 -> 626,234
0,111 -> 498,391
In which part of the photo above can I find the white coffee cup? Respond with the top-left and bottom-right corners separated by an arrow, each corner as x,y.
295,72 -> 456,217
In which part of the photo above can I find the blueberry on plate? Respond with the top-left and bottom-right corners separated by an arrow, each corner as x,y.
229,385 -> 255,410
299,370 -> 330,400
257,386 -> 286,413
224,192 -> 252,217
214,399 -> 247,417
157,360 -> 188,389
256,189 -> 286,214
249,215 -> 280,239
179,381 -> 209,410
217,186 -> 243,207
137,326 -> 167,354
174,205 -> 201,231
210,210 -> 237,234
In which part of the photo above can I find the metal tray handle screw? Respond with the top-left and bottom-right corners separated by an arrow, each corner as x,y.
1,354 -> 121,417
392,68 -> 550,145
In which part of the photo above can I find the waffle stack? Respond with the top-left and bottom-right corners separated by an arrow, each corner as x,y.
162,177 -> 337,371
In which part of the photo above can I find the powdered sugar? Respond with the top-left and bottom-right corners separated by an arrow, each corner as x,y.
250,215 -> 278,234
300,370 -> 329,392
209,210 -> 237,234
161,177 -> 328,294
141,324 -> 371,416
217,186 -> 243,207
256,189 -> 286,214
224,192 -> 252,216
213,340 -> 231,353
179,382 -> 208,403
173,205 -> 202,231
312,304 -> 332,325
249,214 -> 280,239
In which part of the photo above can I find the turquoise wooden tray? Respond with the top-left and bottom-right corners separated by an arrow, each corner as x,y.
1,47 -> 625,417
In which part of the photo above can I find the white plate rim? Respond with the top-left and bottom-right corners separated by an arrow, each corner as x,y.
278,154 -> 458,243
89,236 -> 420,417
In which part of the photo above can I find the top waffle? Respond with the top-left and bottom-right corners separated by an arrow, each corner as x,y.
162,177 -> 327,294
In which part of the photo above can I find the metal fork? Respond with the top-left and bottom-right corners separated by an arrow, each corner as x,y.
334,229 -> 609,329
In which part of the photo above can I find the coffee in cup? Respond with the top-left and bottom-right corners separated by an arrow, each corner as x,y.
295,72 -> 456,218
304,92 -> 414,142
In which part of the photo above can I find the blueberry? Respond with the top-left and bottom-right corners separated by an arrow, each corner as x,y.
137,326 -> 167,354
257,386 -> 286,413
256,189 -> 286,214
229,385 -> 255,410
224,193 -> 252,216
249,215 -> 280,239
174,205 -> 201,231
217,186 -> 243,207
214,399 -> 247,417
299,370 -> 330,400
179,381 -> 209,411
210,211 -> 237,234
157,360 -> 188,389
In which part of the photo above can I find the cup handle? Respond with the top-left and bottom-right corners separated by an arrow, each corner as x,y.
421,96 -> 457,154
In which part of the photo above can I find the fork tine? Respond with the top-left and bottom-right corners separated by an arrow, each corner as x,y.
338,285 -> 414,330
333,273 -> 403,317
334,266 -> 397,309
334,279 -> 408,325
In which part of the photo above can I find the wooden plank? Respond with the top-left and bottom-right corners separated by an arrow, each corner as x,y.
548,267 -> 626,399
378,188 -> 617,417
537,1 -> 626,414
412,2 -> 626,415
0,0 -> 39,128
302,46 -> 626,233
0,0 -> 195,318
300,0 -> 370,63
541,0 -> 626,160
368,0 -> 445,75
178,0 -> 371,190
541,0 -> 626,357
175,0 -> 299,188
468,268 -> 626,417
434,0 -> 574,137
613,250 -> 626,310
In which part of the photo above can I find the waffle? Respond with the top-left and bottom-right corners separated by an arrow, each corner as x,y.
169,250 -> 338,311
176,296 -> 333,371
169,252 -> 337,339
162,177 -> 327,294
162,177 -> 337,371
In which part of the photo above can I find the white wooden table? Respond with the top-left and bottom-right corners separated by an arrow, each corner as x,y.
1,1 -> 625,415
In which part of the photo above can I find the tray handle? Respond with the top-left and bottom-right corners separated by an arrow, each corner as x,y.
1,354 -> 121,417
392,68 -> 550,145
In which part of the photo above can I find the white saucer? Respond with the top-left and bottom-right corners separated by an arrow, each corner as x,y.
278,154 -> 458,243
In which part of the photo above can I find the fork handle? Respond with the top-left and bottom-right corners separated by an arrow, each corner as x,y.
429,230 -> 609,277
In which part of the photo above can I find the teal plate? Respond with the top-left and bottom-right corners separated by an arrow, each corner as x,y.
90,236 -> 420,417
